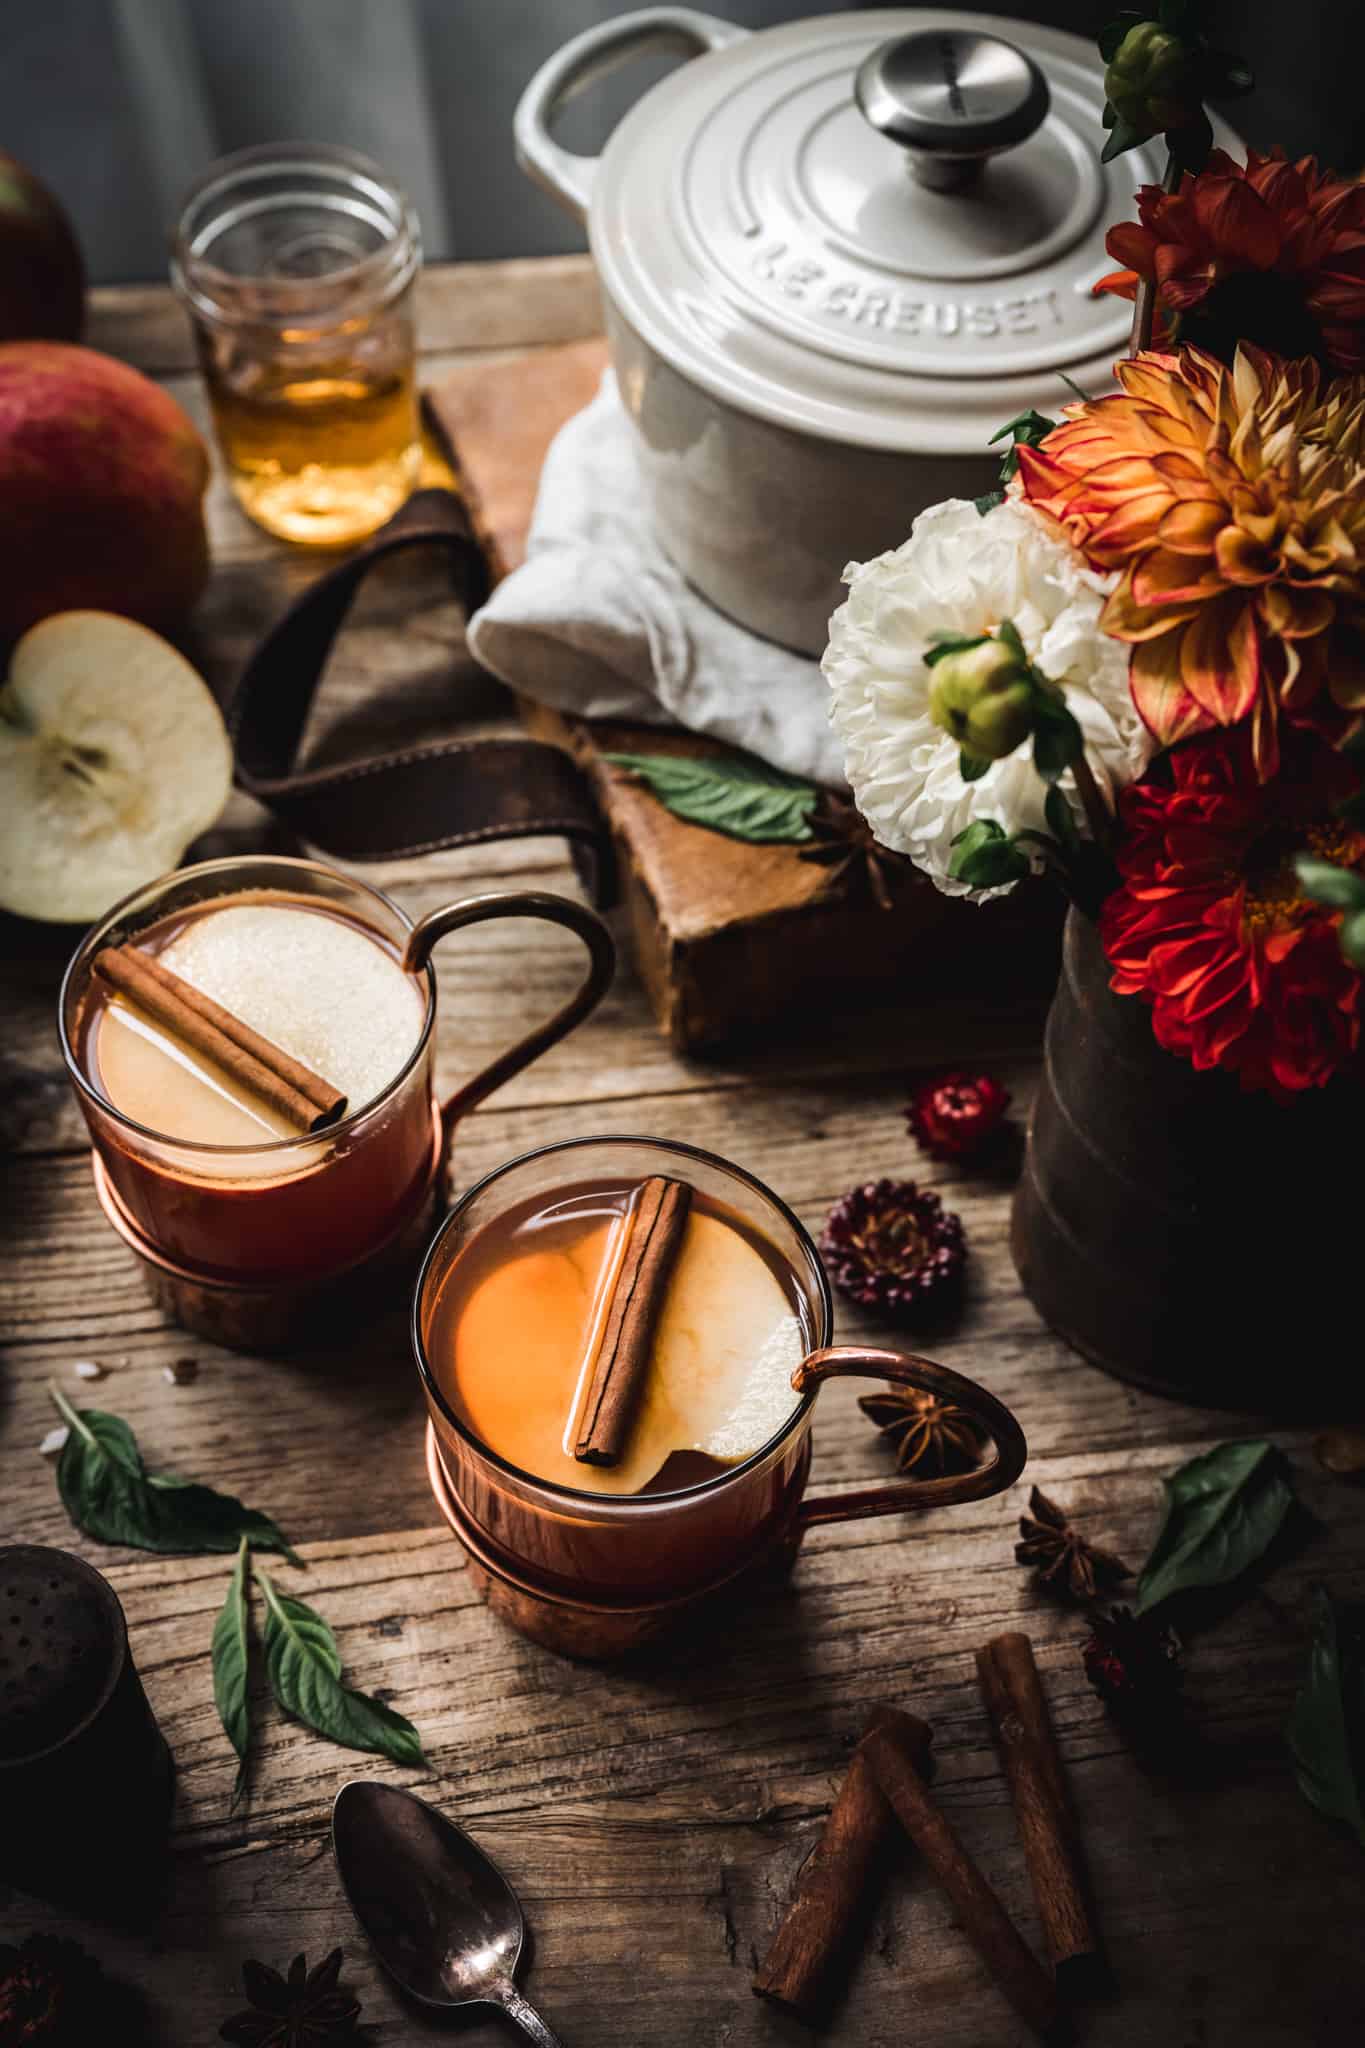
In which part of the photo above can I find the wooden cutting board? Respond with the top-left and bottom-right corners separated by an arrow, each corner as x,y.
424,345 -> 1059,1050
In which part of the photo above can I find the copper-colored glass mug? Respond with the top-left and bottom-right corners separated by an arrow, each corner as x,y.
416,1136 -> 1027,1657
59,855 -> 614,1351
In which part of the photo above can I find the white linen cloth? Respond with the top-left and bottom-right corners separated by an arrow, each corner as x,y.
466,372 -> 847,788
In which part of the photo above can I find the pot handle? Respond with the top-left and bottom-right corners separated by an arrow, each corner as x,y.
402,892 -> 615,1145
514,8 -> 749,223
792,1347 -> 1027,1530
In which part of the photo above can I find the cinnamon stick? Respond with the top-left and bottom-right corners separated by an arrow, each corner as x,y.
574,1175 -> 691,1465
93,944 -> 347,1134
753,1707 -> 932,2021
977,1633 -> 1101,1990
861,1718 -> 1061,2040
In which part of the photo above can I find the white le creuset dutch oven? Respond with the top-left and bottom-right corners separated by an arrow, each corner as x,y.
515,7 -> 1239,656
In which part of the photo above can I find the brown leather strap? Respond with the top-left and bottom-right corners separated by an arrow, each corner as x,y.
226,488 -> 614,905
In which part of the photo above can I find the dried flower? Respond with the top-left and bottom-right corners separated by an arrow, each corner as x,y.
906,1070 -> 1011,1163
220,1950 -> 361,2048
859,1384 -> 987,1473
798,789 -> 916,910
822,498 -> 1153,900
1016,1485 -> 1131,1601
820,1180 -> 967,1321
1017,344 -> 1365,780
0,1936 -> 103,2044
1082,1606 -> 1183,1730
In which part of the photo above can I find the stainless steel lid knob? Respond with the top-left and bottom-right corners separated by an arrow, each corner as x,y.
856,29 -> 1051,193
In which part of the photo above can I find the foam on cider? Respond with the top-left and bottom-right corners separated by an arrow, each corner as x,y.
91,901 -> 424,1145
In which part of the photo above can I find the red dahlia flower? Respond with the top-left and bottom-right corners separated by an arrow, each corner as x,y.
1097,149 -> 1365,375
1099,727 -> 1365,1096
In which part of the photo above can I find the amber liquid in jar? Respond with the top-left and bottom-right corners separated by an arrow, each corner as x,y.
205,355 -> 420,546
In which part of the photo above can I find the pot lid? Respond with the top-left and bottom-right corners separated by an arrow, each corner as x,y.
589,8 -> 1238,453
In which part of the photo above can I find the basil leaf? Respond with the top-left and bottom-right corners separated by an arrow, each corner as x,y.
603,751 -> 818,844
257,1567 -> 425,1768
49,1387 -> 299,1563
1287,1588 -> 1365,1845
1135,1440 -> 1294,1614
213,1538 -> 252,1807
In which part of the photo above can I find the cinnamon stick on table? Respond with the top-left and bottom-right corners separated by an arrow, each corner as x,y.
574,1175 -> 691,1465
976,1632 -> 1101,1990
861,1717 -> 1061,2041
753,1707 -> 932,2022
93,944 -> 347,1134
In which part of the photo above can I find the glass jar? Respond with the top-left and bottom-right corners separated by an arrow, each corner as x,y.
171,143 -> 422,545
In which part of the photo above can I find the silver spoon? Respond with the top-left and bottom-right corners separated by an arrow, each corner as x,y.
332,1779 -> 565,2046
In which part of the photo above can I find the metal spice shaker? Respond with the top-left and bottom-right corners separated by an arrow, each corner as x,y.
0,1545 -> 174,1918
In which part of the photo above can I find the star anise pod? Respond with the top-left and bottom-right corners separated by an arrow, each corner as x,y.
798,790 -> 915,910
220,1950 -> 361,2048
1015,1485 -> 1131,1601
859,1384 -> 987,1474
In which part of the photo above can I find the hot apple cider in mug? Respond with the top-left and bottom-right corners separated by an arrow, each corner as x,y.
71,889 -> 434,1279
426,1174 -> 813,1498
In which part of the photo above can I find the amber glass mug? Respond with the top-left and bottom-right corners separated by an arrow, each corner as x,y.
416,1136 -> 1027,1657
60,856 -> 614,1350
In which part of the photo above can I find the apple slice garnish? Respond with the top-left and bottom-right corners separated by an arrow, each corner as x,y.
0,609 -> 232,922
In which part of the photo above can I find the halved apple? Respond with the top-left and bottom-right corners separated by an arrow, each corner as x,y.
0,610 -> 232,923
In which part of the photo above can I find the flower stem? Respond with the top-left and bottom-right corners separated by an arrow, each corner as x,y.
1129,148 -> 1185,355
1071,752 -> 1116,854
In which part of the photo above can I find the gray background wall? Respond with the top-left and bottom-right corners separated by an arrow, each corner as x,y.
1,0 -> 1357,287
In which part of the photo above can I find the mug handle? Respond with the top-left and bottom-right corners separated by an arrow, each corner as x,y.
792,1347 -> 1027,1530
402,891 -> 615,1141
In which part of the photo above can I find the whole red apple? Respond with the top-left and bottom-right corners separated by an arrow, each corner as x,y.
0,342 -> 210,641
0,151 -> 85,342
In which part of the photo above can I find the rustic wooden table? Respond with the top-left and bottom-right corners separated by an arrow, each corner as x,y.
3,260 -> 1361,2048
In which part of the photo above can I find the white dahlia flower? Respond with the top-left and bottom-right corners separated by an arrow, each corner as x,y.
822,498 -> 1154,898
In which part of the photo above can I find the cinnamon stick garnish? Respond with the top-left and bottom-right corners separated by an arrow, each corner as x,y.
753,1707 -> 931,2021
574,1175 -> 691,1465
977,1633 -> 1102,1992
861,1717 -> 1061,2040
93,944 -> 346,1134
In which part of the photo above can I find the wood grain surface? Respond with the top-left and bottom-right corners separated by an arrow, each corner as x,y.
2,259 -> 1362,2048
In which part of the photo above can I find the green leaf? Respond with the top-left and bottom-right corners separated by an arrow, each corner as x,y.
974,488 -> 1006,516
1295,856 -> 1365,912
1169,107 -> 1215,175
1032,699 -> 1086,784
1341,909 -> 1365,971
1135,1440 -> 1294,1615
213,1538 -> 252,1807
1287,1588 -> 1365,1846
959,749 -> 991,783
949,818 -> 1030,888
1102,116 -> 1150,162
986,409 -> 1057,452
995,618 -> 1028,664
49,1387 -> 299,1563
257,1566 -> 425,1768
1203,48 -> 1254,96
925,631 -> 991,666
603,752 -> 818,844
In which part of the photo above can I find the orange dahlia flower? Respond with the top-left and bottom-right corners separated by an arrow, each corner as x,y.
1100,726 -> 1365,1097
1016,343 -> 1365,778
1097,149 -> 1365,375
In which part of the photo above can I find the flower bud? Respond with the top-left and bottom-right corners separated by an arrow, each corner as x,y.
1103,22 -> 1201,138
929,637 -> 1035,761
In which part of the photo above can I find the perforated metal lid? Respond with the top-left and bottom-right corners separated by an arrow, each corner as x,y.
591,8 -> 1239,452
0,1547 -> 126,1767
